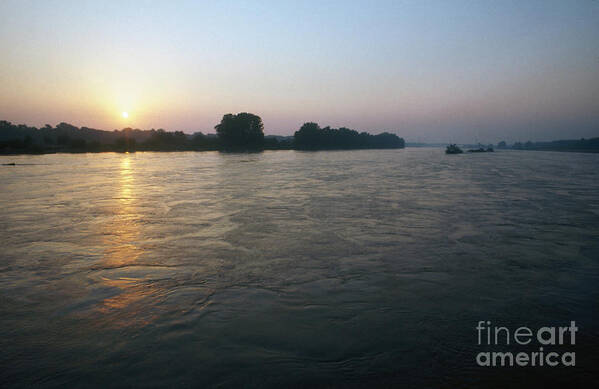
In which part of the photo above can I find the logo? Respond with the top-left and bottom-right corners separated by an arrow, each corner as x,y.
475,321 -> 577,367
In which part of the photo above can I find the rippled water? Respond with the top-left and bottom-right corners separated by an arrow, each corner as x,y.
1,149 -> 598,387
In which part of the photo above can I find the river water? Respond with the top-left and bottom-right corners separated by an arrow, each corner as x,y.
1,149 -> 598,387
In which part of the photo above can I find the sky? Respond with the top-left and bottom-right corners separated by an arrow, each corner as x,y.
0,0 -> 598,143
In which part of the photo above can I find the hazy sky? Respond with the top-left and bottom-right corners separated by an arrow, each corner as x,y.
1,0 -> 598,142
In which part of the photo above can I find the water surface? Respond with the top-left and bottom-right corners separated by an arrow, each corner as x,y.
1,149 -> 598,387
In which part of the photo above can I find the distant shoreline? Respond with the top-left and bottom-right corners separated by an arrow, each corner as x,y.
3,118 -> 598,155
0,146 -> 599,155
0,117 -> 406,155
0,146 -> 407,156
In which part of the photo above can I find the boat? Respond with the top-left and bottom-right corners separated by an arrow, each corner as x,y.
445,144 -> 463,154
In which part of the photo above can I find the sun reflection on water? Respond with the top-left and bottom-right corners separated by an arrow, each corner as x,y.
95,154 -> 159,327
119,155 -> 133,204
101,155 -> 142,267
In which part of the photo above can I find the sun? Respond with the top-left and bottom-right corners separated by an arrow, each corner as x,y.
122,111 -> 129,119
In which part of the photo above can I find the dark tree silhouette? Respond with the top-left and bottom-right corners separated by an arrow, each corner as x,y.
293,122 -> 321,149
57,134 -> 71,145
3,118 -> 598,154
114,137 -> 136,152
294,122 -> 404,150
215,112 -> 264,149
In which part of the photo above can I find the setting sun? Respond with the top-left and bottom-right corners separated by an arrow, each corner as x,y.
122,112 -> 129,119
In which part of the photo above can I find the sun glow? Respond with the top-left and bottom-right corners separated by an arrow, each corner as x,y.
122,111 -> 129,119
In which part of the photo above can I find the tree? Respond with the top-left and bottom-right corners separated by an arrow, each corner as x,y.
114,136 -> 136,152
294,122 -> 405,150
215,112 -> 264,149
56,122 -> 79,132
57,134 -> 71,145
293,122 -> 321,149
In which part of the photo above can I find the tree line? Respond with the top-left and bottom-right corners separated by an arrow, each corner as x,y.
495,139 -> 599,153
0,113 -> 405,154
294,122 -> 404,150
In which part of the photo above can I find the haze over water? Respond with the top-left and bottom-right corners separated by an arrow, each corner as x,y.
1,149 -> 598,387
